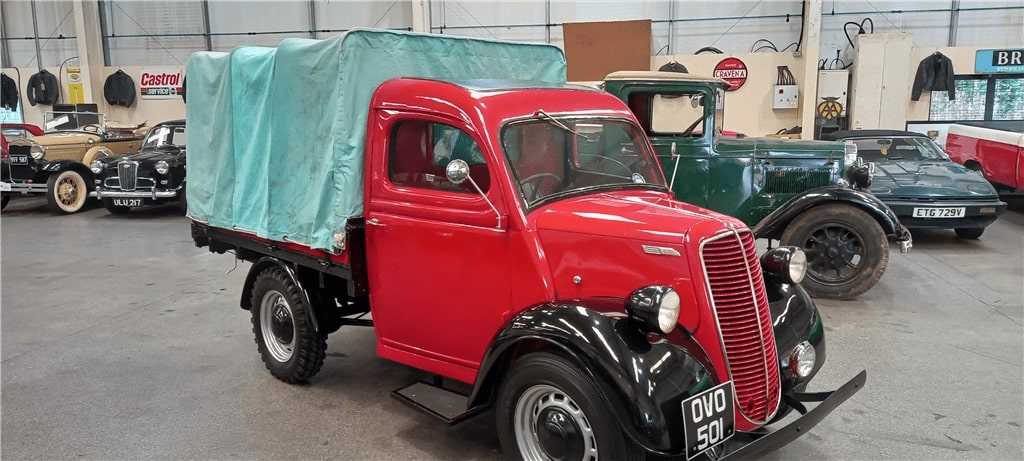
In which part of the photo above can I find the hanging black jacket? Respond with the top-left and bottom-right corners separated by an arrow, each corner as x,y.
27,69 -> 60,106
1,73 -> 18,111
911,52 -> 956,101
103,69 -> 137,107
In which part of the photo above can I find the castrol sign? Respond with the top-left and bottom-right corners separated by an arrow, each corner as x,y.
140,71 -> 183,99
712,58 -> 748,92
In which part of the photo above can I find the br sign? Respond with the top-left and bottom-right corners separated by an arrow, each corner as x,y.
713,57 -> 748,91
975,49 -> 1024,74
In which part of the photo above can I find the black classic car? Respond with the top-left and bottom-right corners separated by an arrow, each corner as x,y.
824,130 -> 1006,239
91,120 -> 186,214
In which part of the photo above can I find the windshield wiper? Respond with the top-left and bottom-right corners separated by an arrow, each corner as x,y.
533,110 -> 596,141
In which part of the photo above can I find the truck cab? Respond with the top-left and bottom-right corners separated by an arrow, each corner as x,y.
601,71 -> 911,299
194,76 -> 865,460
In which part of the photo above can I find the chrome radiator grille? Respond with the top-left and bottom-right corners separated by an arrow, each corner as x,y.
118,161 -> 138,191
701,230 -> 781,423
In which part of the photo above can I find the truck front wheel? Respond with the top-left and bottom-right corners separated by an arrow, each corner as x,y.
780,203 -> 889,299
250,266 -> 326,383
496,353 -> 643,461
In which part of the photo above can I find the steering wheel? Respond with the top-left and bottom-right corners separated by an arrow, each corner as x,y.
681,115 -> 705,137
80,124 -> 103,134
579,153 -> 634,177
520,172 -> 563,202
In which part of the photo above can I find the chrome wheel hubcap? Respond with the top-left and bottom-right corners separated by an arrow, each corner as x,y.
259,290 -> 295,362
514,384 -> 597,461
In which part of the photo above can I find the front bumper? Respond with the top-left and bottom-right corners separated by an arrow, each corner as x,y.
718,370 -> 867,460
884,199 -> 1007,230
0,181 -> 47,194
91,187 -> 180,199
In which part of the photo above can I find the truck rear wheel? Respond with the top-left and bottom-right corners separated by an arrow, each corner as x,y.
250,266 -> 326,383
781,203 -> 889,299
496,353 -> 643,461
46,170 -> 89,214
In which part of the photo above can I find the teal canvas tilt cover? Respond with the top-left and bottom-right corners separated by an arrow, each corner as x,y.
186,28 -> 567,251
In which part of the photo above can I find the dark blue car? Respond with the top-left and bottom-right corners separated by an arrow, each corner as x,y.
825,130 -> 1006,239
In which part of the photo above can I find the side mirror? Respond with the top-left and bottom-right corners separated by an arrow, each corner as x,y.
445,159 -> 505,230
446,159 -> 470,184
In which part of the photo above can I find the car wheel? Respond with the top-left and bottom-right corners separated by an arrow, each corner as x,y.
496,352 -> 643,461
250,266 -> 326,383
1,194 -> 9,211
781,203 -> 889,299
46,170 -> 89,214
955,227 -> 985,240
102,198 -> 132,215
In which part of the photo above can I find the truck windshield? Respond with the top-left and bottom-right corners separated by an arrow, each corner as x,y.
501,117 -> 665,206
851,137 -> 947,162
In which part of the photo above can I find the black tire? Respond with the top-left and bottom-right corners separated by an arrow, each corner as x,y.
102,198 -> 132,214
250,266 -> 326,383
780,203 -> 889,299
45,170 -> 89,214
496,352 -> 644,461
955,227 -> 985,240
177,187 -> 188,214
1,194 -> 9,211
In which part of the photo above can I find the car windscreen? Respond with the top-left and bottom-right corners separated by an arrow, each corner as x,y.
501,117 -> 665,206
142,125 -> 186,149
851,137 -> 948,162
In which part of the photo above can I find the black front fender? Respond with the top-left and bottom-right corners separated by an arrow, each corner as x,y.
752,185 -> 908,241
765,278 -> 825,390
240,257 -> 320,333
469,303 -> 716,455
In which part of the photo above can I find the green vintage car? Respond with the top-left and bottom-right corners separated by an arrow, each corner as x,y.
600,71 -> 912,299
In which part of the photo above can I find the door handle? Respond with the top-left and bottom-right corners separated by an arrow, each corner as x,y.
367,217 -> 381,226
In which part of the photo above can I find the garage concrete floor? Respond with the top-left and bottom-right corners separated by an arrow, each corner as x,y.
2,197 -> 1022,460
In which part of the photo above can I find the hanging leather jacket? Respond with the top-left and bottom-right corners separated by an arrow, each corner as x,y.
27,69 -> 60,106
104,69 -> 137,107
1,73 -> 18,111
911,52 -> 956,101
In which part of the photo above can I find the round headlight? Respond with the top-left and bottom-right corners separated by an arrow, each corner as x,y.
90,160 -> 104,174
30,144 -> 45,159
626,286 -> 680,334
787,341 -> 816,379
760,246 -> 807,285
155,160 -> 170,175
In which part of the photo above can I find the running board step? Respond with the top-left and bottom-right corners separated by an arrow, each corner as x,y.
392,381 -> 478,425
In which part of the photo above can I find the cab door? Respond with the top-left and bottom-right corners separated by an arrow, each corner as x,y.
363,110 -> 510,382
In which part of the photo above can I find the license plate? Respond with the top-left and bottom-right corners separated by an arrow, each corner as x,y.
113,198 -> 143,207
682,381 -> 735,460
0,182 -> 11,192
912,207 -> 965,218
10,154 -> 28,164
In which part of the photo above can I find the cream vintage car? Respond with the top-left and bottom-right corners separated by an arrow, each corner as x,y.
2,122 -> 148,213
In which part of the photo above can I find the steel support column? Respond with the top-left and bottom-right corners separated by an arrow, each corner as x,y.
947,0 -> 960,46
30,0 -> 44,69
201,0 -> 213,51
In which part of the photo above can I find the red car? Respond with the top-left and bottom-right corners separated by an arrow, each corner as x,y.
946,122 -> 1024,193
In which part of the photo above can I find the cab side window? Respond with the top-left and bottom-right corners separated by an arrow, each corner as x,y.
628,91 -> 707,137
388,120 -> 490,193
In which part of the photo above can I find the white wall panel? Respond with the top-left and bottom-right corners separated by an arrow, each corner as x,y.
315,0 -> 412,34
104,1 -> 205,66
3,0 -> 78,67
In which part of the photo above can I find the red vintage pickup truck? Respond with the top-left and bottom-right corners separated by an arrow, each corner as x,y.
946,122 -> 1024,193
192,76 -> 867,460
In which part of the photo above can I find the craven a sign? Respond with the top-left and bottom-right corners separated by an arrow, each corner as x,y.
140,71 -> 183,99
975,49 -> 1024,74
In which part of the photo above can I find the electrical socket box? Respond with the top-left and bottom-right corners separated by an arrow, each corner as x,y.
773,84 -> 799,109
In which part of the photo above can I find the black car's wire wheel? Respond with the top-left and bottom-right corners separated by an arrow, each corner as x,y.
781,203 -> 889,299
46,170 -> 88,214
